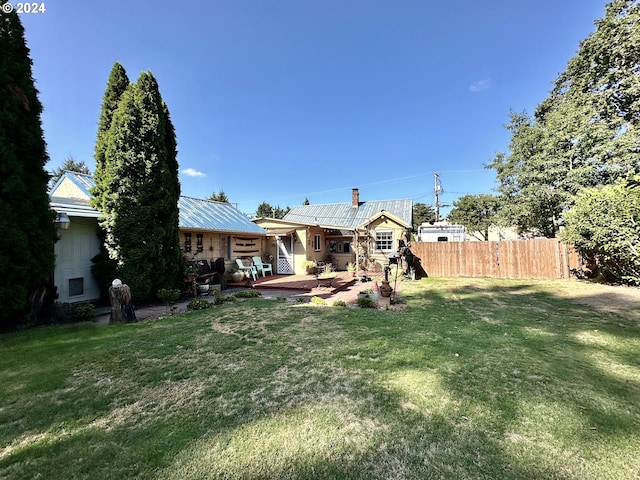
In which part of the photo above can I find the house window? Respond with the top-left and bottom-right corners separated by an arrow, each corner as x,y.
196,233 -> 204,252
313,234 -> 321,252
69,277 -> 84,297
184,232 -> 192,252
375,230 -> 394,252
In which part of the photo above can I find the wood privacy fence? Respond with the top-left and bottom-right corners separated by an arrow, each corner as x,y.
410,239 -> 583,279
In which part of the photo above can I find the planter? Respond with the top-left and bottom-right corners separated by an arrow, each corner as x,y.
230,271 -> 245,283
306,267 -> 318,275
380,281 -> 392,297
197,284 -> 210,294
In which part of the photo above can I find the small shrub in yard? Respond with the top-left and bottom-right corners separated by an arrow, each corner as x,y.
73,302 -> 96,321
332,300 -> 347,307
310,296 -> 326,305
187,299 -> 213,311
212,289 -> 226,305
357,296 -> 377,309
234,290 -> 261,299
157,288 -> 180,314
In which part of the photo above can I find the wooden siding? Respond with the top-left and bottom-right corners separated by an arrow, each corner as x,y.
411,239 -> 583,279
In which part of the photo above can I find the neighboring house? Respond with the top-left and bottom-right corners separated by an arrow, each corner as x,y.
49,171 -> 266,302
254,188 -> 413,274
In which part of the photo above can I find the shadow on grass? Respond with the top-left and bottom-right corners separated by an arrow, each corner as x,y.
1,285 -> 639,479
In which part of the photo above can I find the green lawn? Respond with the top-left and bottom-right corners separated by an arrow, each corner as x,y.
1,278 -> 639,479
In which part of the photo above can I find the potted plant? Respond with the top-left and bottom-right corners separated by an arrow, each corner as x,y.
229,264 -> 245,283
302,260 -> 317,275
346,261 -> 356,277
184,265 -> 196,283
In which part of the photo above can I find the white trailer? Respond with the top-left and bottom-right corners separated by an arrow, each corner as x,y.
417,222 -> 465,242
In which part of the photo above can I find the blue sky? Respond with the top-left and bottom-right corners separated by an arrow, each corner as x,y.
20,0 -> 607,216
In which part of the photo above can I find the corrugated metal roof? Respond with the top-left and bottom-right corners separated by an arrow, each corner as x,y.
51,172 -> 265,234
50,196 -> 101,218
283,198 -> 413,229
179,196 -> 266,234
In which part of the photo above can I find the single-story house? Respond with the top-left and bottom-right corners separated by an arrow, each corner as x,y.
49,171 -> 266,303
254,188 -> 413,274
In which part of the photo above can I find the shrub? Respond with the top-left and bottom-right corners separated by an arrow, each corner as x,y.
357,296 -> 377,309
187,299 -> 212,311
561,176 -> 640,285
158,288 -> 180,313
212,289 -> 226,305
73,302 -> 96,321
332,300 -> 347,307
310,296 -> 326,305
234,290 -> 261,299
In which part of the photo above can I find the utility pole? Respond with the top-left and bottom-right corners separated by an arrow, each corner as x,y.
434,172 -> 441,222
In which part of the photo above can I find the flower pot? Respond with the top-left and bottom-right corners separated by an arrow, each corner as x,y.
230,271 -> 245,282
380,281 -> 392,297
197,284 -> 210,294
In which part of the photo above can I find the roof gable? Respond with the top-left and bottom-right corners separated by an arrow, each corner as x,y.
283,198 -> 413,229
49,171 -> 94,200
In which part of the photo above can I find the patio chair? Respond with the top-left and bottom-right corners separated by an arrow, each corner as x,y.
235,258 -> 257,281
251,256 -> 273,277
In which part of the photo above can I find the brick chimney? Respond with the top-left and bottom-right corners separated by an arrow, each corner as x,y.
352,188 -> 360,208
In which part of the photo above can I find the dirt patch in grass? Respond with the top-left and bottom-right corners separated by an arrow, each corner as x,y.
549,280 -> 640,319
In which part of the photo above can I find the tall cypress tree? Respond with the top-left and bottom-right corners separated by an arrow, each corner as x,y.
0,5 -> 56,328
100,72 -> 182,302
92,62 -> 129,212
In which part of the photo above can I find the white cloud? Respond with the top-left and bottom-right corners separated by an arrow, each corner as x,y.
469,78 -> 491,93
182,168 -> 206,177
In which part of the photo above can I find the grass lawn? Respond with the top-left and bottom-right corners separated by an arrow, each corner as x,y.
1,278 -> 639,479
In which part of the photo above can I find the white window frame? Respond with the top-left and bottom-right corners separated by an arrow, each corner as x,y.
313,233 -> 321,252
374,230 -> 394,252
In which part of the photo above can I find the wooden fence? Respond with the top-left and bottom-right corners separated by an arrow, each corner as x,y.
410,239 -> 583,279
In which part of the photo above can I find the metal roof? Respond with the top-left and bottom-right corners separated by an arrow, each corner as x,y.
50,196 -> 101,218
50,172 -> 265,234
50,171 -> 95,197
178,196 -> 266,234
283,198 -> 413,229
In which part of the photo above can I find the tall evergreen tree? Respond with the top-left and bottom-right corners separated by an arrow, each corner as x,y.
91,62 -> 129,212
447,194 -> 501,241
100,71 -> 182,302
0,5 -> 56,327
488,0 -> 640,236
208,189 -> 229,203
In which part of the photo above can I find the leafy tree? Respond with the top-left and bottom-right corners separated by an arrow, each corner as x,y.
92,62 -> 129,213
0,5 -> 56,328
561,174 -> 640,284
49,156 -> 90,189
208,189 -> 229,203
488,0 -> 640,237
412,202 -> 436,232
447,194 -> 501,241
256,202 -> 290,219
99,71 -> 182,302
